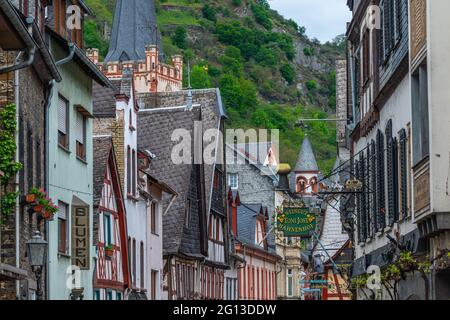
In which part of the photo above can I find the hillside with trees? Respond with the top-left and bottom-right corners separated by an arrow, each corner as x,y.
84,0 -> 345,173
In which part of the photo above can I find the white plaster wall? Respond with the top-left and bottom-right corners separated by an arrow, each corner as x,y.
353,76 -> 417,260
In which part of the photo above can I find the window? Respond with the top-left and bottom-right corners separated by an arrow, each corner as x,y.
284,237 -> 293,246
132,150 -> 137,196
380,0 -> 405,63
150,202 -> 158,235
106,290 -> 113,300
116,292 -> 122,300
58,95 -> 69,148
127,146 -> 131,194
140,241 -> 145,289
103,214 -> 112,246
58,201 -> 69,254
376,130 -> 386,231
228,173 -> 238,190
132,238 -> 136,288
362,29 -> 370,85
287,269 -> 293,298
151,270 -> 158,300
399,129 -> 409,220
75,111 -> 86,160
412,63 -> 429,166
94,290 -> 100,300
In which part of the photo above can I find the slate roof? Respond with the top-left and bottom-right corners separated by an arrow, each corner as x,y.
105,0 -> 164,63
236,203 -> 279,257
93,71 -> 134,118
93,136 -> 113,205
93,82 -> 117,118
294,137 -> 319,172
137,89 -> 224,256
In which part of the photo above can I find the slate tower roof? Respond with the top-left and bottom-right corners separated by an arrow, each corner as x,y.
294,137 -> 319,172
105,0 -> 164,63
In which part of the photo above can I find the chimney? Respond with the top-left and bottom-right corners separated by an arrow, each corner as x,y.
87,48 -> 99,64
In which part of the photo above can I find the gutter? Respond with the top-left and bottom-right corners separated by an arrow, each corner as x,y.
0,18 -> 36,74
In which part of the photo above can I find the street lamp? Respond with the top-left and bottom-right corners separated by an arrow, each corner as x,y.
26,231 -> 47,300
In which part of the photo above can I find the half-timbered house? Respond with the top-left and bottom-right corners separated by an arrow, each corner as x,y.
137,89 -> 230,300
92,136 -> 130,300
227,192 -> 281,300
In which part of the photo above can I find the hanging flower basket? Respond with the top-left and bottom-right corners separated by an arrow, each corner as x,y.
27,187 -> 59,216
42,211 -> 55,221
26,193 -> 37,204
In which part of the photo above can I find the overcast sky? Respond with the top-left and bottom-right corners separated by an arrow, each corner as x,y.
270,0 -> 351,43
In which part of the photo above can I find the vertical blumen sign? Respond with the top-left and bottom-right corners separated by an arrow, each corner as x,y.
71,206 -> 90,270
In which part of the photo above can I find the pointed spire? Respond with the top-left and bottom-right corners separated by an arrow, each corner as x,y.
105,0 -> 164,63
294,137 -> 319,172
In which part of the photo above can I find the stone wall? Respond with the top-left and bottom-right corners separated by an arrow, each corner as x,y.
0,64 -> 48,300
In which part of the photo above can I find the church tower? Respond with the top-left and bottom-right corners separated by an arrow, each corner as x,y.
293,137 -> 320,196
89,0 -> 183,93
105,0 -> 164,63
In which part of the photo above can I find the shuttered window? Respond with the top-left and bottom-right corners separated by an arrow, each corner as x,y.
360,153 -> 367,241
127,146 -> 131,194
376,130 -> 386,231
355,160 -> 362,243
399,129 -> 408,220
370,141 -> 376,237
75,112 -> 86,160
386,120 -> 399,226
58,95 -> 69,148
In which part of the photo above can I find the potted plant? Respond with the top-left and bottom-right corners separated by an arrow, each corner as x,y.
105,244 -> 114,257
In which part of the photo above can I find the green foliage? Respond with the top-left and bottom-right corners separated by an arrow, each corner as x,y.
231,0 -> 242,6
219,74 -> 257,116
202,4 -> 217,22
171,26 -> 187,49
251,3 -> 272,30
190,64 -> 211,89
303,47 -> 314,56
0,104 -> 23,221
306,80 -> 318,91
280,63 -> 296,85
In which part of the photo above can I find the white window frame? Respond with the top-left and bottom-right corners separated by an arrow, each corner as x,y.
286,269 -> 294,298
228,173 -> 238,190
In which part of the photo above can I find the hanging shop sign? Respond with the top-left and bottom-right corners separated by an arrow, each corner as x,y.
72,206 -> 90,270
278,204 -> 316,238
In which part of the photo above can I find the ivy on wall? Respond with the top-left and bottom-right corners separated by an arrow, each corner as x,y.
0,104 -> 22,223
